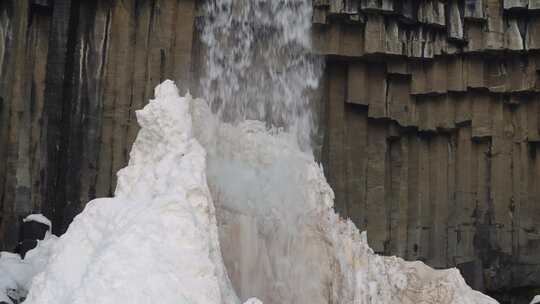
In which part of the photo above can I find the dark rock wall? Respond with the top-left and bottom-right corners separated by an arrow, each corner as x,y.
0,0 -> 197,246
315,0 -> 540,299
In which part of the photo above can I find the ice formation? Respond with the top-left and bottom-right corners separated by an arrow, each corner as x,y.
190,82 -> 497,304
0,220 -> 56,304
196,0 -> 497,302
0,81 -> 497,304
19,82 -> 239,304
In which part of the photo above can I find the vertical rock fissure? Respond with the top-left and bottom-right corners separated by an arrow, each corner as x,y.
41,0 -> 82,235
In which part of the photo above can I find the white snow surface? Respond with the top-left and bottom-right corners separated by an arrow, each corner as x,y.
23,214 -> 52,228
0,213 -> 54,303
531,295 -> 540,304
0,235 -> 57,304
22,81 -> 238,304
6,80 -> 497,304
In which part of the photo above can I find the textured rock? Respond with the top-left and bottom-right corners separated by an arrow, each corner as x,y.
0,0 -> 197,244
316,0 -> 540,301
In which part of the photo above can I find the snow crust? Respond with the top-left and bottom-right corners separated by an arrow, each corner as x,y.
1,81 -> 497,304
22,214 -> 52,228
0,213 -> 54,304
0,235 -> 57,304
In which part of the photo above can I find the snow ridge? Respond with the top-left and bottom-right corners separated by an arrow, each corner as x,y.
23,81 -> 239,304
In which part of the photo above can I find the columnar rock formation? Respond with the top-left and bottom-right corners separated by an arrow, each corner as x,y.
1,0 -> 539,301
314,0 -> 540,299
0,0 -> 197,243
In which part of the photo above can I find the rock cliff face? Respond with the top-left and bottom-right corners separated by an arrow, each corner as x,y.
1,0 -> 539,301
314,0 -> 540,300
0,0 -> 197,244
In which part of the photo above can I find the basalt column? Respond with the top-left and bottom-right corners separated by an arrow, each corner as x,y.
0,0 -> 198,249
315,1 -> 540,301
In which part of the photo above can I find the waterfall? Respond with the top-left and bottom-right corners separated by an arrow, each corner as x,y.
199,1 -> 330,302
196,1 -> 499,304
201,0 -> 322,150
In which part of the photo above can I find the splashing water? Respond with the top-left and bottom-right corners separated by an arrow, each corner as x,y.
201,0 -> 322,150
200,1 -> 330,301
198,1 -> 497,304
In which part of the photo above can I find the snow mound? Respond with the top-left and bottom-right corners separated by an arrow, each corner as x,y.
0,234 -> 57,304
23,80 -> 238,304
15,80 -> 496,304
0,213 -> 54,304
531,295 -> 540,304
190,86 -> 498,304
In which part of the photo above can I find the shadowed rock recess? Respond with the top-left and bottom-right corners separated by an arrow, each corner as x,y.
0,0 -> 539,302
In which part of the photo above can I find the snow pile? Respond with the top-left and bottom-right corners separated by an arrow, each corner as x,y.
531,295 -> 540,304
0,217 -> 56,304
22,81 -> 240,304
0,241 -> 56,304
190,85 -> 498,304
8,81 -> 497,304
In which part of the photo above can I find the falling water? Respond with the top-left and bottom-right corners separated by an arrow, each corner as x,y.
198,1 -> 332,303
201,0 -> 322,150
193,2 -> 496,304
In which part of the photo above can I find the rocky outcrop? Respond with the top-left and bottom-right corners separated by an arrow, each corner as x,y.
314,0 -> 540,300
0,0 -> 197,245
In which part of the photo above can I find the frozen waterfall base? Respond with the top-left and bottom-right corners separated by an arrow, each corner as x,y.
2,81 -> 498,304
